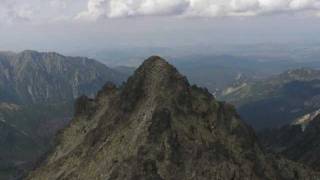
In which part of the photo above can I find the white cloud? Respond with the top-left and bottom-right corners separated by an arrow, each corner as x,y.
0,0 -> 319,25
0,0 -> 34,24
76,0 -> 190,19
50,0 -> 68,9
77,0 -> 320,20
0,0 -> 87,25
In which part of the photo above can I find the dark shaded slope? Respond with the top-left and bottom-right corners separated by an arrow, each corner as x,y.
0,121 -> 41,179
260,115 -> 320,171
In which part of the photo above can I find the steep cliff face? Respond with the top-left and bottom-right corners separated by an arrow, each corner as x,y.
28,57 -> 319,180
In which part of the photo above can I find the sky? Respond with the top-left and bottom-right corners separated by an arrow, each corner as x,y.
0,0 -> 320,57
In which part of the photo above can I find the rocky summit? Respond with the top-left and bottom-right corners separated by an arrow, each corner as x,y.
28,56 -> 319,180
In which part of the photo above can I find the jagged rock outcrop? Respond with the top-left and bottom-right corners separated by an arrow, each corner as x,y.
28,57 -> 319,180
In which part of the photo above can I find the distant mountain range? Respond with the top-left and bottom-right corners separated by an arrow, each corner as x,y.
221,68 -> 320,130
27,57 -> 319,180
94,53 -> 320,95
172,55 -> 261,95
88,53 -> 320,95
0,50 -> 128,179
0,50 -> 127,104
170,55 -> 320,95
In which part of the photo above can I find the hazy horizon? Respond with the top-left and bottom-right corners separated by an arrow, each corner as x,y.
0,0 -> 320,65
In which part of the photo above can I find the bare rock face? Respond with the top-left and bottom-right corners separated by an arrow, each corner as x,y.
28,56 -> 319,180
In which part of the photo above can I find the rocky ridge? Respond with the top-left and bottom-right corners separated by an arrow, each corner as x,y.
28,57 -> 319,180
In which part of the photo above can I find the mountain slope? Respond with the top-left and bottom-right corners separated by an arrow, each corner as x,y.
28,57 -> 319,180
221,68 -> 320,129
0,50 -> 126,104
0,50 -> 127,179
260,114 -> 320,171
0,120 -> 42,180
0,50 -> 127,142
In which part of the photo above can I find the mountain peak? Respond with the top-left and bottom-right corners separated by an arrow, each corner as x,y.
28,56 -> 319,180
120,56 -> 189,111
142,55 -> 171,67
123,56 -> 188,93
144,55 -> 166,63
137,56 -> 180,78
